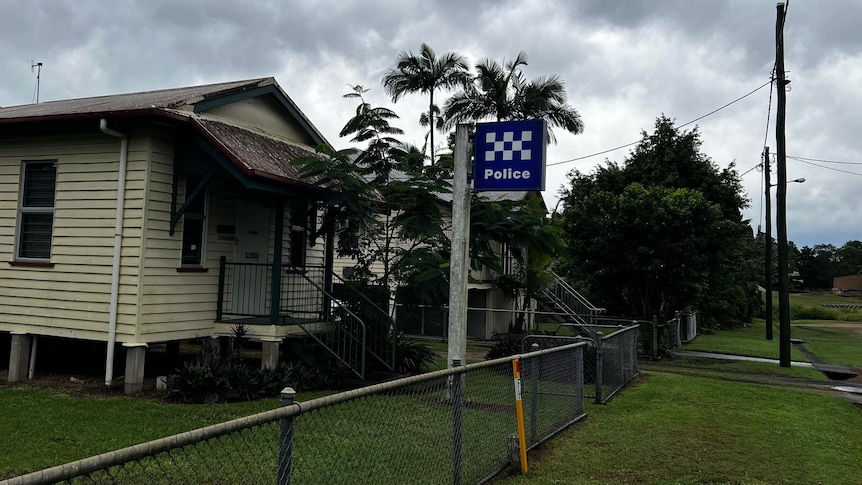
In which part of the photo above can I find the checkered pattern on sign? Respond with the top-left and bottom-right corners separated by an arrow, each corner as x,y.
485,130 -> 532,162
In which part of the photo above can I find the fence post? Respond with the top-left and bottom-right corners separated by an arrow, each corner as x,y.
595,331 -> 603,404
278,387 -> 296,485
452,359 -> 464,485
676,311 -> 683,347
217,256 -> 226,321
529,343 -> 539,443
651,316 -> 658,360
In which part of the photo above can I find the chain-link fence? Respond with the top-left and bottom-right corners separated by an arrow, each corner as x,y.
523,323 -> 639,405
643,311 -> 700,359
2,343 -> 586,485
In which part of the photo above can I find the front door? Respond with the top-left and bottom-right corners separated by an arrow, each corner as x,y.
232,200 -> 271,316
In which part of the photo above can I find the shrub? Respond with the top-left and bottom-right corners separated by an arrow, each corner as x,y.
485,334 -> 524,360
390,333 -> 437,374
166,353 -> 331,403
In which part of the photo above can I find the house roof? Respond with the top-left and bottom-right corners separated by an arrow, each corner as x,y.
0,78 -> 272,119
0,78 -> 330,190
193,116 -> 320,185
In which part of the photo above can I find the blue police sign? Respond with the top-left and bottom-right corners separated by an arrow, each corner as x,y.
474,119 -> 547,191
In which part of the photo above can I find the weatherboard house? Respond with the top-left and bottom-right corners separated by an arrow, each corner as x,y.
0,78 -> 362,393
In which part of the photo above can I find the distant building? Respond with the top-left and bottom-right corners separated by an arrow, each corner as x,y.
832,274 -> 862,296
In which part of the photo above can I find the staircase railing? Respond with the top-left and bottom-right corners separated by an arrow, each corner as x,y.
330,272 -> 396,372
539,271 -> 606,324
284,268 -> 368,379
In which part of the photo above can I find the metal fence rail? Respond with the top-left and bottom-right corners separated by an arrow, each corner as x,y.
524,324 -> 639,405
594,325 -> 640,403
2,344 -> 587,485
645,311 -> 700,359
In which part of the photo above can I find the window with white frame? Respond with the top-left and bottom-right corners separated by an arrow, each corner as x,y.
181,176 -> 207,266
17,161 -> 57,260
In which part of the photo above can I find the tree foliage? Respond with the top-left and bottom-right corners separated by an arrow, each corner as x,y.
382,43 -> 470,165
443,51 -> 583,143
294,86 -> 450,312
297,45 -> 577,329
795,240 -> 862,289
558,116 -> 756,328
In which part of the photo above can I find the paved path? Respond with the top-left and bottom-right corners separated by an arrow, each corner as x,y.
674,349 -> 815,367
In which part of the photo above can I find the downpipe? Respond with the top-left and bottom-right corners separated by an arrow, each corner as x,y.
100,119 -> 128,387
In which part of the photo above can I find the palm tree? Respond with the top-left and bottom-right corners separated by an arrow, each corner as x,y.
444,52 -> 584,143
382,43 -> 469,165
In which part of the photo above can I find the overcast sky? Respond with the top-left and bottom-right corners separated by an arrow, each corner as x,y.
2,0 -> 860,248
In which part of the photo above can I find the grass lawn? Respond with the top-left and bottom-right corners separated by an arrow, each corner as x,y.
778,291 -> 862,306
643,355 -> 827,381
498,373 -> 862,485
683,318 -> 809,361
792,323 -> 862,368
0,386 -> 329,479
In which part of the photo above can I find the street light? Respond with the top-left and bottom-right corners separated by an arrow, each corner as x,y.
771,177 -> 805,186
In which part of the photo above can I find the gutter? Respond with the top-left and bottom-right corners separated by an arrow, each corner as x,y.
99,119 -> 128,387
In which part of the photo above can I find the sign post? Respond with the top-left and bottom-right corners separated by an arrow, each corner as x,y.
447,120 -> 547,368
447,125 -> 472,369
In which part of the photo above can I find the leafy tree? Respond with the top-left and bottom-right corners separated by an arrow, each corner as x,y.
443,51 -> 584,142
470,195 -> 566,332
837,240 -> 862,276
294,86 -> 450,315
755,233 -> 801,289
559,117 -> 756,328
797,244 -> 838,289
382,43 -> 470,166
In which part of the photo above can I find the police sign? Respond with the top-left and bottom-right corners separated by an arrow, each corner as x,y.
474,119 -> 547,191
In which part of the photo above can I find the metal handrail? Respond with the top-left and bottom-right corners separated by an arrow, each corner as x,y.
286,269 -> 368,379
548,270 -> 606,313
329,272 -> 397,371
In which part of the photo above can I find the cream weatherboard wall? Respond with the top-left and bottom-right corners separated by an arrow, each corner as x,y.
0,130 -> 146,342
0,127 -> 327,346
135,132 -> 228,343
137,131 -> 326,343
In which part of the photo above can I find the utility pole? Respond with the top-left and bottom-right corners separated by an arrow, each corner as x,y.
763,146 -> 773,340
447,125 -> 472,369
775,1 -> 791,367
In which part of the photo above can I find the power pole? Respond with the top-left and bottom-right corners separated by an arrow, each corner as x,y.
775,1 -> 791,367
763,146 -> 773,340
447,125 -> 472,369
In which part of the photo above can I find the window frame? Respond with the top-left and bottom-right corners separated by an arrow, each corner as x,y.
15,160 -> 57,262
289,198 -> 308,268
180,175 -> 208,268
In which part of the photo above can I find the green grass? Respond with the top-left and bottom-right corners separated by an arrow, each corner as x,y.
0,367 -> 539,484
779,291 -> 862,306
683,318 -> 809,361
0,386 -> 329,479
792,324 -> 862,368
499,373 -> 862,485
644,355 -> 827,381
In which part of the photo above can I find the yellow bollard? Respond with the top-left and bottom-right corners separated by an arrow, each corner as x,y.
512,358 -> 528,474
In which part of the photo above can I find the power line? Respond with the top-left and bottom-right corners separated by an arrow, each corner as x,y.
739,162 -> 762,177
547,78 -> 774,167
787,155 -> 862,166
762,71 -> 775,153
790,157 -> 862,177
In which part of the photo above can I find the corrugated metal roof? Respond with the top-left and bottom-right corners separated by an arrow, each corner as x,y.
194,116 -> 320,185
0,78 -> 271,119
